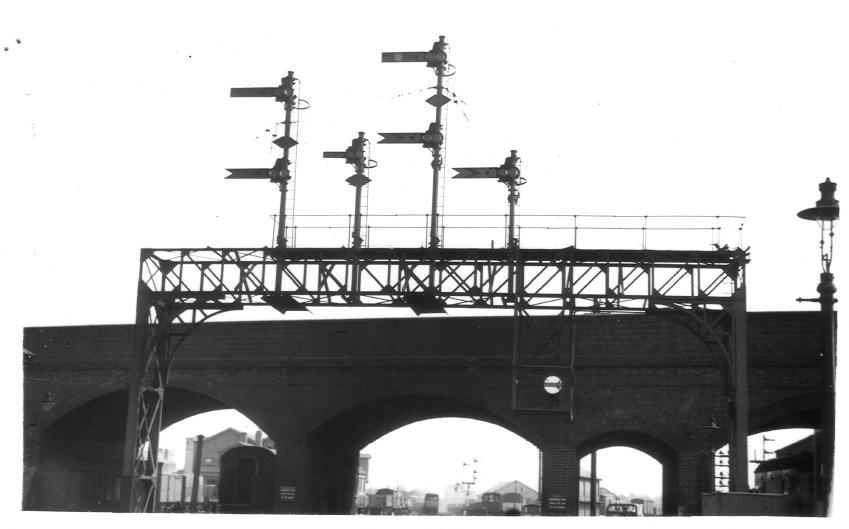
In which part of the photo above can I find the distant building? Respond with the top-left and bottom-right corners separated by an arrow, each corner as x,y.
754,434 -> 815,515
158,447 -> 179,475
482,480 -> 538,514
183,428 -> 273,502
578,466 -> 603,516
354,454 -> 370,512
485,480 -> 538,504
599,486 -> 620,508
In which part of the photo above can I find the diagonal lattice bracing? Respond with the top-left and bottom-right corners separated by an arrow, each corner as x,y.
139,247 -> 746,313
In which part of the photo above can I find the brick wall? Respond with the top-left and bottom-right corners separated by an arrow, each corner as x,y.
23,311 -> 824,513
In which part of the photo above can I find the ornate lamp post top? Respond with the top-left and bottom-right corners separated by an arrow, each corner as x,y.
797,178 -> 839,276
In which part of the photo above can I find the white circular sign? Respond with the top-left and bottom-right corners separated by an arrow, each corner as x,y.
543,375 -> 563,395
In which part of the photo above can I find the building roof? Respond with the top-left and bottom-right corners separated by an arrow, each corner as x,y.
754,452 -> 813,474
775,434 -> 814,458
485,480 -> 538,496
186,427 -> 244,442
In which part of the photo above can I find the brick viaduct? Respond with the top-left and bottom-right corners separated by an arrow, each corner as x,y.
22,311 -> 823,515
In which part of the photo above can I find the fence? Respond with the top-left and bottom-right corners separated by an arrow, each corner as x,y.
270,213 -> 745,251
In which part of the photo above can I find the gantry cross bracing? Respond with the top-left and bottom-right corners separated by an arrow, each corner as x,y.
139,246 -> 747,314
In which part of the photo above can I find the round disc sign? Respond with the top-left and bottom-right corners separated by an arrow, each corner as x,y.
543,375 -> 563,395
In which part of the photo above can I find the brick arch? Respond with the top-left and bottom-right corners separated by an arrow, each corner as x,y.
163,378 -> 280,439
576,429 -> 675,466
27,385 -> 272,512
35,369 -> 274,436
576,428 -> 678,515
749,391 -> 822,434
29,389 -> 132,511
309,392 -> 542,450
302,393 -> 542,514
34,374 -> 128,431
43,382 -> 273,438
577,413 -> 687,454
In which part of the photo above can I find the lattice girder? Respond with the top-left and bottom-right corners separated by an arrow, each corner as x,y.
139,247 -> 747,313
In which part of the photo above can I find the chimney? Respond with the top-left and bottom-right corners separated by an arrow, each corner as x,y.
255,430 -> 263,446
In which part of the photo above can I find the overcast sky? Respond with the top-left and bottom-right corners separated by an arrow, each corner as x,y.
5,0 -> 847,523
5,1 -> 848,327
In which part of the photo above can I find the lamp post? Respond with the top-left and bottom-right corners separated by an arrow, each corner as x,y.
797,178 -> 839,517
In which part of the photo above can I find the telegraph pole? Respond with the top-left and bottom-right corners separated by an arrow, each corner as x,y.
459,459 -> 479,509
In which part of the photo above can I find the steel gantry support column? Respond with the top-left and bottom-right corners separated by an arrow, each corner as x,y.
119,281 -> 171,512
120,254 -> 245,512
728,293 -> 749,492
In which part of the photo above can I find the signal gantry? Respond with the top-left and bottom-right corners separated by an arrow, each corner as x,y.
117,36 -> 753,513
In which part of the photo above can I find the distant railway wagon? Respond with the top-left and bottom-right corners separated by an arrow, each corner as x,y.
159,473 -> 194,504
366,488 -> 411,515
157,473 -> 204,512
367,488 -> 391,514
501,492 -> 523,514
466,491 -> 530,516
466,492 -> 503,515
218,445 -> 276,513
422,493 -> 439,515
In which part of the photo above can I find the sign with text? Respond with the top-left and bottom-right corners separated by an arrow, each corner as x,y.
278,486 -> 297,502
548,495 -> 567,511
